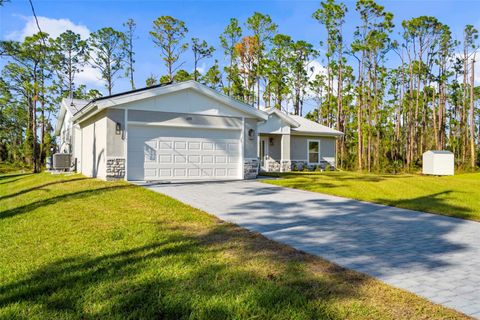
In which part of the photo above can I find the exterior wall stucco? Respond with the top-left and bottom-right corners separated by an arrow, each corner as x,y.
257,113 -> 290,134
72,124 -> 81,170
106,109 -> 126,158
244,118 -> 258,159
127,109 -> 242,129
291,135 -> 337,165
269,135 -> 282,160
259,134 -> 282,161
281,134 -> 290,160
79,110 -> 107,179
116,88 -> 256,118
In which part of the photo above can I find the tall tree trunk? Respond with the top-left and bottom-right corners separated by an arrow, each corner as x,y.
462,41 -> 468,165
337,56 -> 343,168
470,54 -> 476,168
357,57 -> 364,171
408,57 -> 415,167
32,97 -> 38,173
433,88 -> 439,149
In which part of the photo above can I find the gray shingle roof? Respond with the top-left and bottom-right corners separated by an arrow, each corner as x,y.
288,114 -> 344,136
66,99 -> 89,115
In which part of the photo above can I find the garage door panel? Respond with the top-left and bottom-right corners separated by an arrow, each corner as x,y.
215,155 -> 227,164
159,141 -> 173,150
145,168 -> 156,177
145,147 -> 157,162
228,143 -> 239,151
202,155 -> 213,163
173,168 -> 186,177
158,154 -> 172,163
229,156 -> 239,164
215,142 -> 227,151
128,125 -> 241,181
228,168 -> 239,176
188,168 -> 201,177
202,142 -> 214,150
188,155 -> 201,163
174,141 -> 186,150
174,155 -> 187,163
159,168 -> 171,177
215,168 -> 226,176
188,142 -> 201,150
201,168 -> 213,177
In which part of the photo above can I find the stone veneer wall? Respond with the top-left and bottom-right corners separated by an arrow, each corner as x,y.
106,157 -> 126,180
280,160 -> 291,172
244,158 -> 259,179
262,159 -> 291,173
291,160 -> 334,171
266,159 -> 280,172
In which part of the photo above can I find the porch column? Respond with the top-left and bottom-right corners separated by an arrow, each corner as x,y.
280,134 -> 291,172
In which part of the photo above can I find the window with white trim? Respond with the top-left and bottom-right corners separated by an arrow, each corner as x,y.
308,140 -> 320,164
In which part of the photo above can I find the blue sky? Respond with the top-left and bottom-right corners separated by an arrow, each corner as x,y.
1,0 -> 480,112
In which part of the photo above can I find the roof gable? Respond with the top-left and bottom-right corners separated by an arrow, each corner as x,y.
258,108 -> 343,137
72,81 -> 267,123
262,108 -> 300,127
54,98 -> 89,135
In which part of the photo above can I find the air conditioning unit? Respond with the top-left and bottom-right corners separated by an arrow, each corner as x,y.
53,153 -> 72,170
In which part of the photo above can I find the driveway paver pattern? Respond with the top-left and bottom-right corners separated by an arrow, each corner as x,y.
139,180 -> 480,317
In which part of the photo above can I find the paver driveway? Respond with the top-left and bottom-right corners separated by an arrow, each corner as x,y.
139,180 -> 480,317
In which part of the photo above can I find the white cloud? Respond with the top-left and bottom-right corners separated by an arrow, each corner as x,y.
196,62 -> 207,75
305,59 -> 332,97
307,60 -> 328,82
76,65 -> 104,88
7,16 -> 90,40
8,16 -> 103,88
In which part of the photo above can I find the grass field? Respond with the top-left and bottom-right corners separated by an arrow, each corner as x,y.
0,172 -> 468,319
0,162 -> 30,174
263,171 -> 480,221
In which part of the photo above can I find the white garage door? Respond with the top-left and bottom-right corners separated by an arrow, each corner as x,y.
127,125 -> 242,181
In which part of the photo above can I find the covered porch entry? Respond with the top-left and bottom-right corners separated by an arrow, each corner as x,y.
258,133 -> 291,172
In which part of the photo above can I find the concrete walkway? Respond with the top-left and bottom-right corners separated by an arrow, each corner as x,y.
139,180 -> 480,317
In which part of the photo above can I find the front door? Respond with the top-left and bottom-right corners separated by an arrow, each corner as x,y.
260,137 -> 269,170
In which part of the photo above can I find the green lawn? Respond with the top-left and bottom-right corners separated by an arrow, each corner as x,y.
263,171 -> 480,221
0,173 -> 468,319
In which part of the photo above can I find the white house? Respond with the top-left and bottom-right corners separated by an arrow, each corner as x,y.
55,81 -> 343,181
257,107 -> 343,172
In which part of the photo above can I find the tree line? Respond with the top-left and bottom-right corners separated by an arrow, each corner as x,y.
1,0 -> 479,173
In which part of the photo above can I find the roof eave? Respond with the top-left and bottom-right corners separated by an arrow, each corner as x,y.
291,129 -> 344,137
265,108 -> 300,127
72,102 -> 99,124
54,102 -> 68,136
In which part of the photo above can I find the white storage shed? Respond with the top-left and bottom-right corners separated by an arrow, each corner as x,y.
422,150 -> 454,176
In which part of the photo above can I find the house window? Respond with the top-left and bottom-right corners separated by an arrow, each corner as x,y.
308,140 -> 320,164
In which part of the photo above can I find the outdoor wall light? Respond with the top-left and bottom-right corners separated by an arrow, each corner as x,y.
115,122 -> 122,135
248,129 -> 255,140
269,137 -> 274,146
